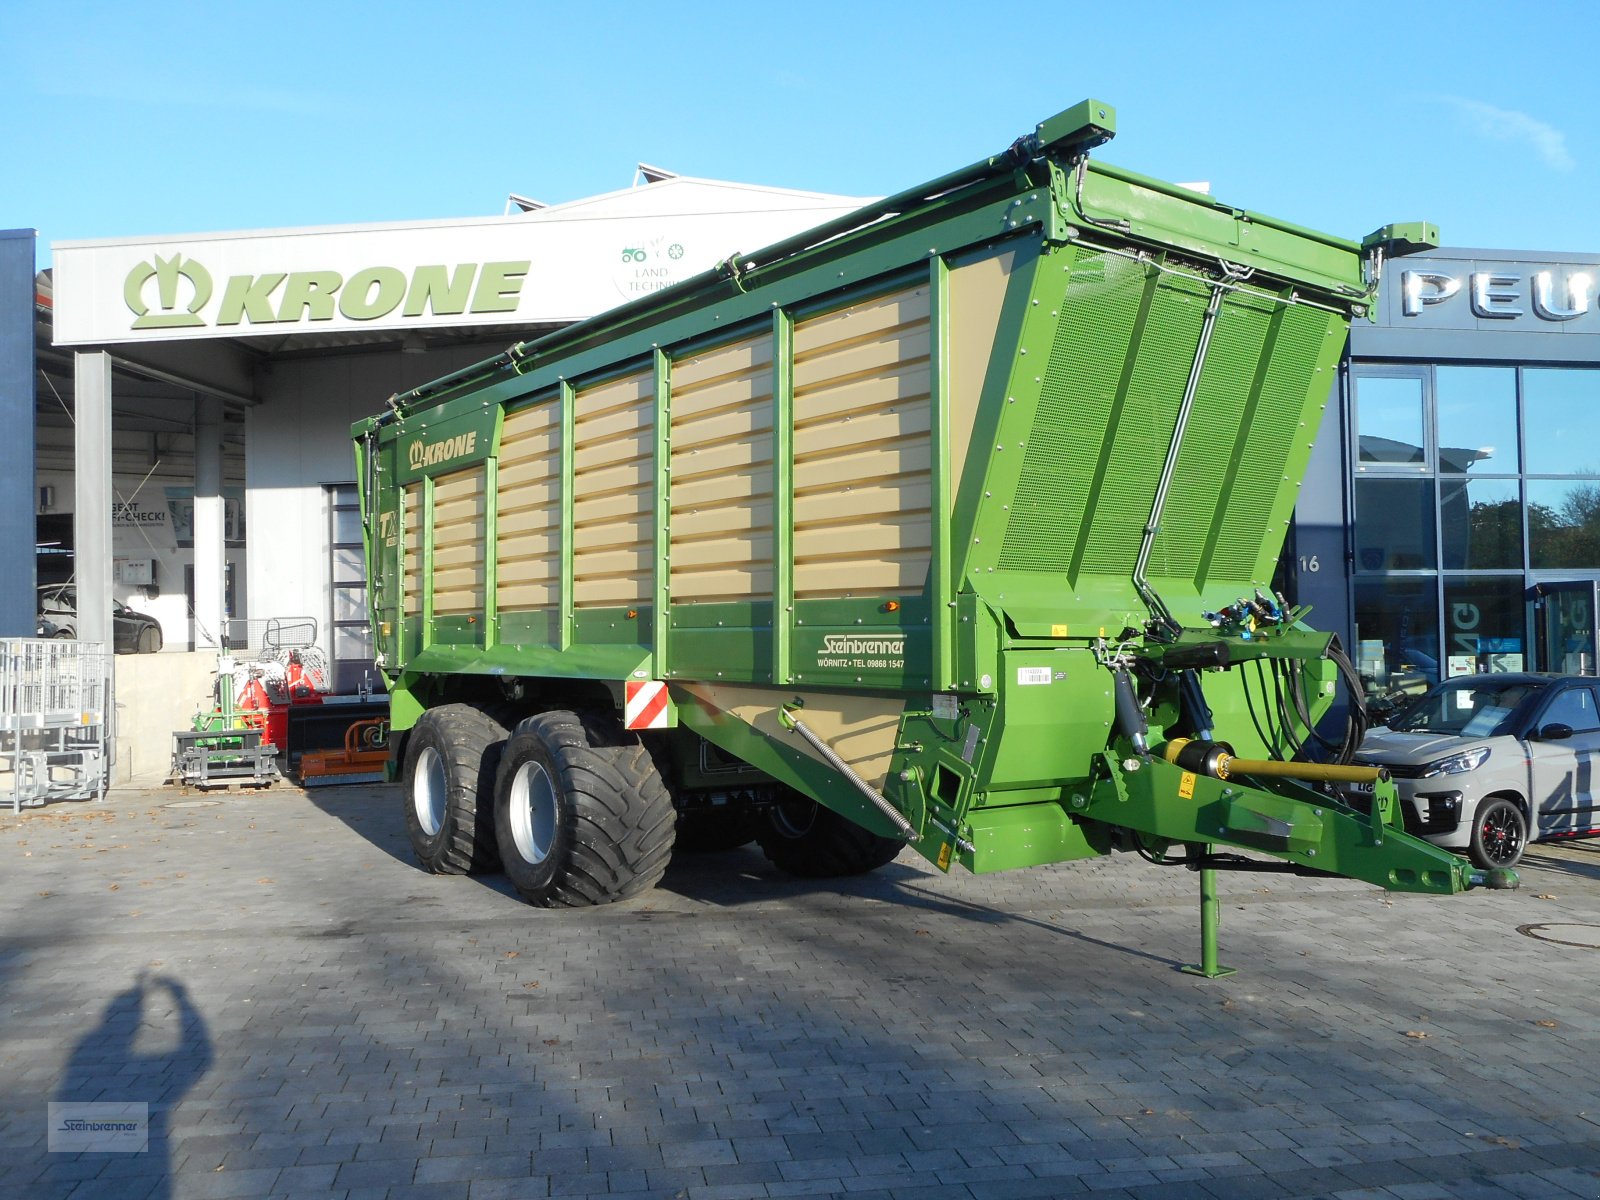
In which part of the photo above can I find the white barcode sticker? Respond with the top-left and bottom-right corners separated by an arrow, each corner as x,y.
1017,667 -> 1052,686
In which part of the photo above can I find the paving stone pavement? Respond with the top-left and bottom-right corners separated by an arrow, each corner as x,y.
2,783 -> 1599,1200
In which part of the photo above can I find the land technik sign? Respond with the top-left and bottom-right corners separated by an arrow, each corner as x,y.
51,181 -> 870,346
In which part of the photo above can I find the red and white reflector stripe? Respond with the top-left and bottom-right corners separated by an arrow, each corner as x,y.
624,680 -> 672,730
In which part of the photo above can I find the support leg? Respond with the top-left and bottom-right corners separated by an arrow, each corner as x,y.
1181,847 -> 1236,978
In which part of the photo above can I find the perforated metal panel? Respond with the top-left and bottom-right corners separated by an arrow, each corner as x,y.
999,249 -> 1341,593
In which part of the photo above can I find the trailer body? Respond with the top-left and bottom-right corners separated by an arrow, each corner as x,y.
355,102 -> 1506,938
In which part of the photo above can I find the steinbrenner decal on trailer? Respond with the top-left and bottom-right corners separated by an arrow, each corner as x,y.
816,634 -> 906,669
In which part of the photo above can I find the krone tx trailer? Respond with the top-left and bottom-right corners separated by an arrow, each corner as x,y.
353,100 -> 1513,974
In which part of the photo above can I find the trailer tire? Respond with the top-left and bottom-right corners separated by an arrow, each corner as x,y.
402,704 -> 510,874
493,710 -> 676,907
756,791 -> 903,877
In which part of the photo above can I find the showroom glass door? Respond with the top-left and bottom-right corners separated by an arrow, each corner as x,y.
1527,580 -> 1600,675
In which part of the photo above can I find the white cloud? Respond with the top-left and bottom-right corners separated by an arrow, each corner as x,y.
1439,96 -> 1575,172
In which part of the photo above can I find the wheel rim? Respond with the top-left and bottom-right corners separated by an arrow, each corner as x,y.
509,760 -> 558,865
412,746 -> 447,836
1482,806 -> 1524,865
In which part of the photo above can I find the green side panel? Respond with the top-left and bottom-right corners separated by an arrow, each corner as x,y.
1146,299 -> 1345,593
498,608 -> 560,647
1070,271 -> 1209,581
995,248 -> 1154,579
1140,290 -> 1280,584
431,615 -> 482,647
960,802 -> 1109,873
572,607 -> 651,648
667,602 -> 773,684
987,247 -> 1347,623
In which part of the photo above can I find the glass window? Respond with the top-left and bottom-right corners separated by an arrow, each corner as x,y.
1354,478 -> 1436,571
1443,576 -> 1525,674
333,624 -> 373,659
332,586 -> 366,624
1355,373 -> 1425,466
1528,480 -> 1600,569
1524,368 -> 1600,475
1440,478 -> 1521,570
332,546 -> 364,583
1390,676 -> 1546,736
1436,366 -> 1517,474
1354,577 -> 1440,712
1540,686 -> 1600,734
333,504 -> 363,545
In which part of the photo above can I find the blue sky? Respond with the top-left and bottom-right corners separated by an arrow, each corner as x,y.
4,2 -> 1597,270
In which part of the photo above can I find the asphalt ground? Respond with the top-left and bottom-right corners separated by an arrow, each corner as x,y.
2,782 -> 1599,1200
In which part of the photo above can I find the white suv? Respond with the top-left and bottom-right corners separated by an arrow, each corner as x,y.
1350,673 -> 1600,869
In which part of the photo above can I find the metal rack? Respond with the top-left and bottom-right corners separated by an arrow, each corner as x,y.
0,638 -> 112,814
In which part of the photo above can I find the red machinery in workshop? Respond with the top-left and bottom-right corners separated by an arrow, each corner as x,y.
236,649 -> 324,751
235,647 -> 388,784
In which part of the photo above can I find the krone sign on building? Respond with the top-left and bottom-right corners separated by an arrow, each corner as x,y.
52,179 -> 873,346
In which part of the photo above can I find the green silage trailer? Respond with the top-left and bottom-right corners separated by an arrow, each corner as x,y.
354,101 -> 1512,973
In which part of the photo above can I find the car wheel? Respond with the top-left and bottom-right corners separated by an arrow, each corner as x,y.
136,626 -> 162,653
1469,797 -> 1527,870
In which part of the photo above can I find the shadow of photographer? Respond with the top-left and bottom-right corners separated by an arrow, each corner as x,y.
56,973 -> 212,1199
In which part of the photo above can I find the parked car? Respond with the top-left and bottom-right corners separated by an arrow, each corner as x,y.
1346,673 -> 1600,869
37,585 -> 164,654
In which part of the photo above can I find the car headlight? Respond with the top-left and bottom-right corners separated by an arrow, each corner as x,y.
1420,747 -> 1490,777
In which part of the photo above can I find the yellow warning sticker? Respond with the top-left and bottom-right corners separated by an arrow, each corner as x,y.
937,842 -> 953,871
1051,624 -> 1069,638
1179,771 -> 1197,800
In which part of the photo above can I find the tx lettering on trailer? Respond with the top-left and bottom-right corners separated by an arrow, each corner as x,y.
624,681 -> 673,730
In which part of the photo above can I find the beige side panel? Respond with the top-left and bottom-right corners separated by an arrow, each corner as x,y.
497,398 -> 563,616
677,681 -> 904,792
794,479 -> 931,524
498,499 -> 559,536
402,485 -> 421,616
670,333 -> 774,604
674,336 -> 774,391
792,285 -> 932,597
574,367 -> 654,608
499,457 -> 563,496
433,466 -> 486,615
947,248 -> 1017,501
794,288 -> 930,354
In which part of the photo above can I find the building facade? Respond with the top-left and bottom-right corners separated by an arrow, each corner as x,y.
1294,248 -> 1600,711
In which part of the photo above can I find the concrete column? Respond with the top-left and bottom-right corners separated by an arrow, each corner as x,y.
193,395 -> 225,650
0,231 -> 36,637
73,351 -> 113,648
